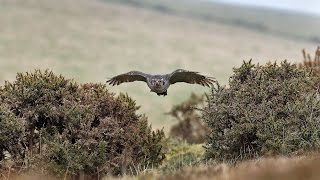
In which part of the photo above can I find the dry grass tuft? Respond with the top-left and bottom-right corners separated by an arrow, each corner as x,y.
299,46 -> 320,75
7,154 -> 320,180
156,154 -> 320,180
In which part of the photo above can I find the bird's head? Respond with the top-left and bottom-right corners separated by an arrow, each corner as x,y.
151,78 -> 165,89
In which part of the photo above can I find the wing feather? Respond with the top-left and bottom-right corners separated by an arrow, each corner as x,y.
107,71 -> 148,86
168,69 -> 215,87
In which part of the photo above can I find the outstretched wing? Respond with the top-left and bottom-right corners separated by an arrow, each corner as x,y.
107,71 -> 148,86
168,69 -> 215,87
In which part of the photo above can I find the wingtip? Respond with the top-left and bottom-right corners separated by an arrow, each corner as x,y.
106,78 -> 112,83
205,78 -> 216,87
106,80 -> 112,85
106,79 -> 116,86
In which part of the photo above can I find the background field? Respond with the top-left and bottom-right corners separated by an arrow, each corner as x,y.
0,0 -> 319,131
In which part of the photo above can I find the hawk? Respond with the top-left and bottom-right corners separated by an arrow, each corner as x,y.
107,69 -> 215,96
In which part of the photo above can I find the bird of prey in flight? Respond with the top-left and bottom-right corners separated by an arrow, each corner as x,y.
107,69 -> 215,96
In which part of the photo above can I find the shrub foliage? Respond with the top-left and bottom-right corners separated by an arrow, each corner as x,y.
0,104 -> 25,162
203,60 -> 320,161
0,70 -> 165,177
168,93 -> 209,144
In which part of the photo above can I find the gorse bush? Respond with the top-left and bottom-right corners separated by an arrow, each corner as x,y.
0,70 -> 165,178
203,60 -> 320,162
0,70 -> 78,157
168,93 -> 209,144
45,84 -> 165,176
0,104 -> 25,162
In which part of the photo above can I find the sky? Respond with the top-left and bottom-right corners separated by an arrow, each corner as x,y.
212,0 -> 320,16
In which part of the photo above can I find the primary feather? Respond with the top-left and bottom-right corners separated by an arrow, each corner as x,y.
106,71 -> 147,86
168,69 -> 215,87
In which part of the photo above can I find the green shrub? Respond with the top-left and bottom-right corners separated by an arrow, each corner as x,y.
161,139 -> 204,172
168,93 -> 209,144
0,70 -> 78,157
203,60 -> 320,162
45,84 -> 165,176
0,104 -> 25,162
0,70 -> 165,177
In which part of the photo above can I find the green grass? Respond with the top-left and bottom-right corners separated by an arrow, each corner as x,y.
0,0 -> 318,131
110,0 -> 320,43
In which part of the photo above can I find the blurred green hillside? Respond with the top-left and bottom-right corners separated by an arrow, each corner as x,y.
111,0 -> 320,43
0,0 -> 318,131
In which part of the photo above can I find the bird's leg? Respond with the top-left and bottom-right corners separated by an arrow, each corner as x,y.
156,91 -> 167,96
163,91 -> 167,96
